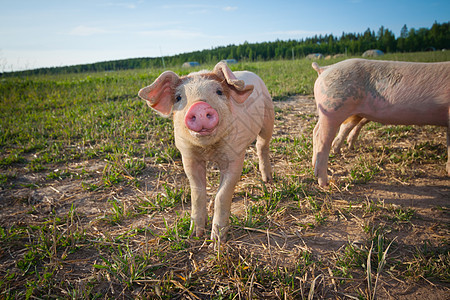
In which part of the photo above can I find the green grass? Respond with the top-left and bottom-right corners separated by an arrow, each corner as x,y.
350,156 -> 381,184
0,51 -> 449,299
2,51 -> 449,174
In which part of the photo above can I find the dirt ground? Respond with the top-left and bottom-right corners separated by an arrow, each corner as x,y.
273,96 -> 449,299
0,95 -> 449,299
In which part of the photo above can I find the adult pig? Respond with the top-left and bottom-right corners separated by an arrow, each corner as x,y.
138,62 -> 274,242
312,58 -> 450,186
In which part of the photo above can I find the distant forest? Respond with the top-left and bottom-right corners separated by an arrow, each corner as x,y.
3,21 -> 449,76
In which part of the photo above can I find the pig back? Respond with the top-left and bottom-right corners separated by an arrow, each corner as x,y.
317,59 -> 449,126
359,60 -> 450,126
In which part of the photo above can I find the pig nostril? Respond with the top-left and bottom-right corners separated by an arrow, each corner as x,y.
185,101 -> 219,133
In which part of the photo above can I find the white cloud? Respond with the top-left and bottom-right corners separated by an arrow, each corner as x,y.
104,1 -> 139,9
70,25 -> 110,36
162,4 -> 211,9
223,6 -> 238,11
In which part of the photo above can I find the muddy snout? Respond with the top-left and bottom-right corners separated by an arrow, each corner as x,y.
184,101 -> 219,135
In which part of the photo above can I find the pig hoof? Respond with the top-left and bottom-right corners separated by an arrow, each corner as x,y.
262,175 -> 273,183
331,144 -> 341,155
211,224 -> 229,243
318,177 -> 328,187
191,222 -> 205,237
191,230 -> 204,238
332,147 -> 341,155
195,229 -> 204,237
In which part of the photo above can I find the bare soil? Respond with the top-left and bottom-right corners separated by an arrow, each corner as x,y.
0,95 -> 448,299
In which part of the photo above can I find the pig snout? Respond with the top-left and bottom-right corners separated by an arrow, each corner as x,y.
184,101 -> 219,135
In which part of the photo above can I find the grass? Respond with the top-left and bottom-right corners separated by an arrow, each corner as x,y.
0,51 -> 449,298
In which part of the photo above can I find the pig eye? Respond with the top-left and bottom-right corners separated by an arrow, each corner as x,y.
175,95 -> 182,102
216,89 -> 223,96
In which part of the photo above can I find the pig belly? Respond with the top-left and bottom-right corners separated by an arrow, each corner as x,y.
359,104 -> 448,127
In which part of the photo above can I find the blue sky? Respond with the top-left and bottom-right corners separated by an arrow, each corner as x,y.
0,0 -> 448,71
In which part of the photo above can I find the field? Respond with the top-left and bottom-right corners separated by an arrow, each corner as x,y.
0,52 -> 449,299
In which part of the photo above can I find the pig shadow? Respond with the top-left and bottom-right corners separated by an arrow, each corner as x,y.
363,180 -> 450,209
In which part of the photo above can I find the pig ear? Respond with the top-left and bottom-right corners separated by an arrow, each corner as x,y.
138,71 -> 180,116
213,62 -> 254,104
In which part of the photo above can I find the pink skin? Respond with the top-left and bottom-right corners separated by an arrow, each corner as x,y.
331,115 -> 370,153
312,59 -> 450,187
138,62 -> 274,243
184,101 -> 219,135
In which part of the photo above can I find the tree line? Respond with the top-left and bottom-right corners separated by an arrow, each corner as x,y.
3,21 -> 449,76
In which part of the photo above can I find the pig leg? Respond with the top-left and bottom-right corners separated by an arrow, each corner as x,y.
312,121 -> 320,168
314,117 -> 340,186
182,156 -> 207,237
256,134 -> 272,182
332,115 -> 363,154
347,118 -> 370,150
256,110 -> 274,182
211,155 -> 245,242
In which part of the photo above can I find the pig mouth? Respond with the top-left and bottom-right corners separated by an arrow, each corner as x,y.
188,126 -> 217,137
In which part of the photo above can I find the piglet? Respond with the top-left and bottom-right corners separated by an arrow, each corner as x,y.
138,62 -> 274,242
312,58 -> 450,186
